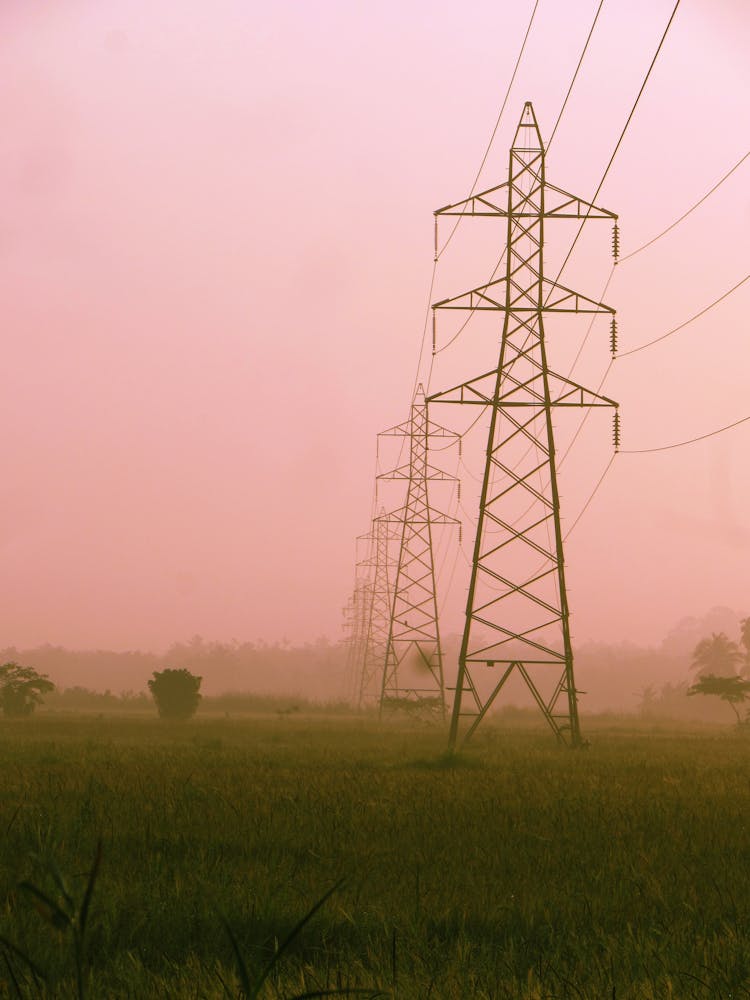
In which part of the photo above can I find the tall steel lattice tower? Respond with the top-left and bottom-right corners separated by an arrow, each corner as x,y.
428,102 -> 619,749
357,511 -> 397,708
377,385 -> 460,717
342,577 -> 369,705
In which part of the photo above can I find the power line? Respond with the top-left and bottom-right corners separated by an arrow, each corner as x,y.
526,0 -> 681,497
618,273 -> 750,358
432,0 -> 608,361
413,0 -> 540,395
620,414 -> 750,454
432,0 -> 682,367
563,453 -> 616,539
548,0 -> 606,149
619,150 -> 750,263
497,3 -> 681,554
436,0 -> 540,261
411,259 -> 439,399
547,0 -> 682,295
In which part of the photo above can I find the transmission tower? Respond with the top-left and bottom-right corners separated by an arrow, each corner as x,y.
357,511 -> 398,708
377,385 -> 460,717
428,102 -> 619,749
342,579 -> 368,704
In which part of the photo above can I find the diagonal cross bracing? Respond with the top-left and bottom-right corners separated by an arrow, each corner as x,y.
376,386 -> 460,717
428,102 -> 619,748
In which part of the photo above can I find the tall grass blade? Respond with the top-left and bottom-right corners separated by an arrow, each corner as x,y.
0,934 -> 47,983
79,840 -> 102,939
17,882 -> 71,931
47,859 -> 74,912
218,913 -> 252,998
251,879 -> 345,998
2,950 -> 24,999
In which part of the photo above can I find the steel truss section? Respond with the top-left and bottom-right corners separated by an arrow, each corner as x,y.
342,578 -> 370,705
428,102 -> 619,749
357,511 -> 399,708
376,385 -> 460,718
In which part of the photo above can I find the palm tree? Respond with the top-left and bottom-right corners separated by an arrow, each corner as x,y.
690,632 -> 743,678
688,673 -> 750,725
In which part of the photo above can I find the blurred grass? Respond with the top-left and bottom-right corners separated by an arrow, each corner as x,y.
0,713 -> 748,997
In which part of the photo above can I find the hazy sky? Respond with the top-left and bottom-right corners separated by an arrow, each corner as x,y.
1,0 -> 748,651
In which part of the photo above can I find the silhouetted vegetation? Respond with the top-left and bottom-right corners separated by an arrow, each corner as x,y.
0,635 -> 347,701
688,673 -> 750,724
690,631 -> 743,677
148,668 -> 202,720
0,662 -> 55,717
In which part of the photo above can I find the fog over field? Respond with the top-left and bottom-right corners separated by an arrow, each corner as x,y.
1,606 -> 744,724
0,0 -> 747,661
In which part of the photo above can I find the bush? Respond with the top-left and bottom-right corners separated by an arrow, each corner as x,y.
147,668 -> 202,720
0,662 -> 55,717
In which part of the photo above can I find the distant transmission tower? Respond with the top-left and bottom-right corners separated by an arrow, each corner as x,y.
428,102 -> 619,749
377,385 -> 460,717
357,511 -> 397,708
342,577 -> 369,704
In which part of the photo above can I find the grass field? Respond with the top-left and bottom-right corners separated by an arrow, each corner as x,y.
0,713 -> 748,998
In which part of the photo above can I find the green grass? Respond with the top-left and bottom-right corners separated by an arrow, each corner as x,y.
0,713 -> 749,998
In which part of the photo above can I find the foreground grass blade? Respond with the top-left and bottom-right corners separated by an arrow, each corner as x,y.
17,882 -> 71,931
250,879 -> 346,998
2,951 -> 23,1000
0,935 -> 47,984
218,913 -> 253,998
78,840 -> 102,940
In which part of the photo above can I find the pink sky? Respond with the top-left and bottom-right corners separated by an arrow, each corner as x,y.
0,0 -> 748,651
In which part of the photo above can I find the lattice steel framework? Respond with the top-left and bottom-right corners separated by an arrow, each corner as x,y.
342,578 -> 370,705
377,385 -> 460,717
428,102 -> 619,749
357,511 -> 398,708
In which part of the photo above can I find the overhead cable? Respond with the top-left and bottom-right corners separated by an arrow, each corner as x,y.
618,273 -> 750,357
547,0 -> 682,292
619,150 -> 750,263
620,414 -> 750,454
436,0 -> 540,260
547,0 -> 606,149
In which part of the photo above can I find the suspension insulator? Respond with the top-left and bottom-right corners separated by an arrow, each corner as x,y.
610,317 -> 618,357
457,481 -> 462,501
458,436 -> 462,459
612,221 -> 620,262
458,523 -> 463,545
613,410 -> 621,450
434,217 -> 438,262
432,311 -> 436,354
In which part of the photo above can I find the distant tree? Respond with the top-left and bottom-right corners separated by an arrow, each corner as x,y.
148,668 -> 202,720
740,618 -> 750,678
687,673 -> 750,725
690,633 -> 743,678
0,662 -> 55,717
636,685 -> 658,716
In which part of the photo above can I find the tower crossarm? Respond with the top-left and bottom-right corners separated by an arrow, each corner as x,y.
378,463 -> 458,482
378,418 -> 459,441
378,418 -> 412,438
433,277 -> 614,314
435,181 -> 511,218
542,183 -> 617,221
433,183 -> 616,222
428,370 -> 617,409
378,504 -> 459,527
